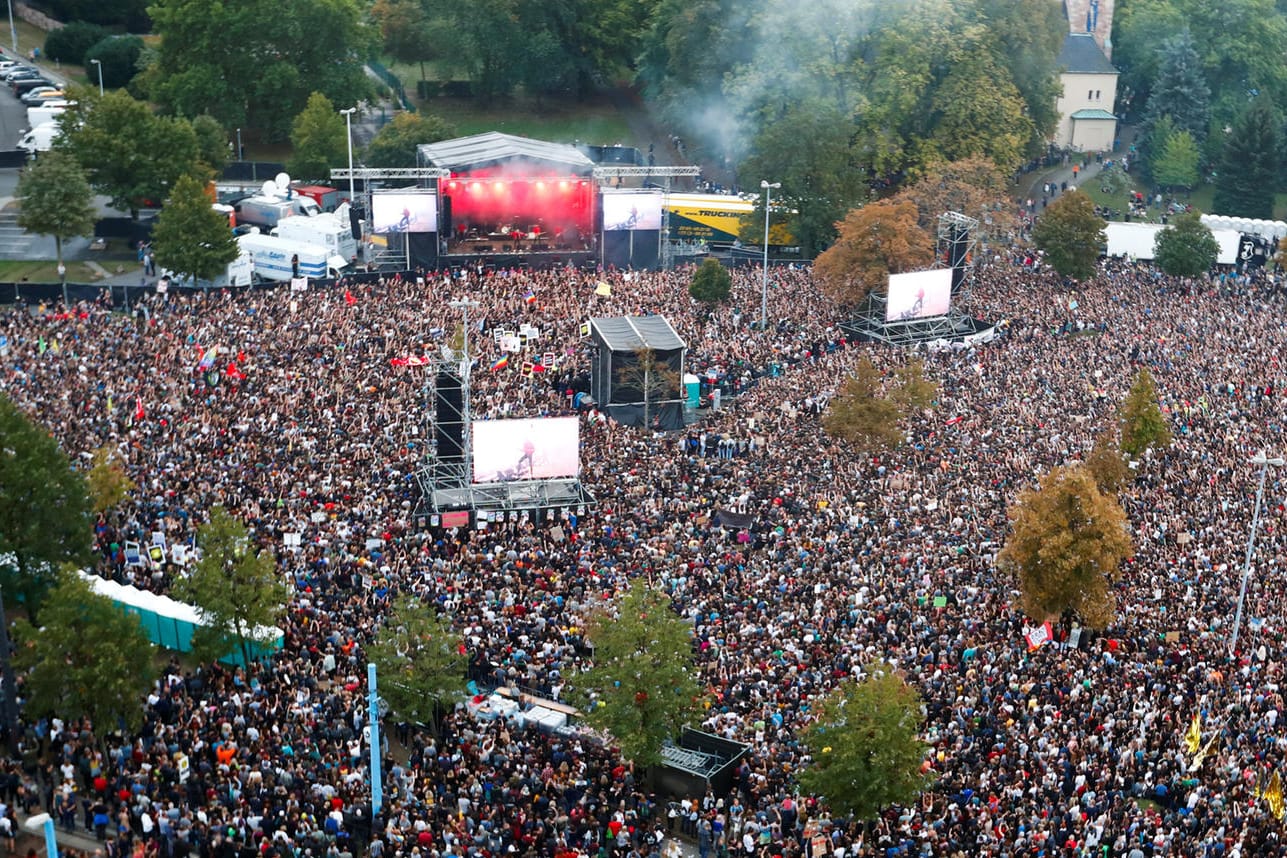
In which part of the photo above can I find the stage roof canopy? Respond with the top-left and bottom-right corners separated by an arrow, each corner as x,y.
418,132 -> 595,174
590,315 -> 686,352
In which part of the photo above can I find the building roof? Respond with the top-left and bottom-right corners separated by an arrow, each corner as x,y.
1058,33 -> 1118,75
417,132 -> 595,173
1070,108 -> 1118,120
590,315 -> 687,352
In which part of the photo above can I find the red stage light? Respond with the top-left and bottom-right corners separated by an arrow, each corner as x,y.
559,181 -> 570,191
470,182 -> 480,192
534,181 -> 546,191
447,181 -> 458,191
494,181 -> 506,191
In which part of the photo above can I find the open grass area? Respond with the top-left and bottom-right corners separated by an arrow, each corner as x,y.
1,17 -> 87,86
1079,174 -> 1287,221
0,259 -> 115,283
415,94 -> 636,146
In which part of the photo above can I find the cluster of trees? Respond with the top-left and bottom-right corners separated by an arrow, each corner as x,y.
1028,189 -> 1221,281
0,392 -> 288,741
641,0 -> 1065,254
1114,0 -> 1287,217
140,0 -> 372,143
370,0 -> 658,100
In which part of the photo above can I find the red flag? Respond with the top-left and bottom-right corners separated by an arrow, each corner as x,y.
225,362 -> 245,380
134,397 -> 145,421
344,289 -> 357,305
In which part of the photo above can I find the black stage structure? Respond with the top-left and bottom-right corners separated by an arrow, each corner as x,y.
589,316 -> 687,429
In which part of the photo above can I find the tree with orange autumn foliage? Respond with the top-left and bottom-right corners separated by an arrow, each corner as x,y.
814,200 -> 935,306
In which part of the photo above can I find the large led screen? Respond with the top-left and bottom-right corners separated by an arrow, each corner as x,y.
603,192 -> 663,231
472,417 -> 580,483
885,268 -> 953,322
371,192 -> 439,233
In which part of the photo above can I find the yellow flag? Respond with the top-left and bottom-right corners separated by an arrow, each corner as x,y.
1267,770 -> 1285,822
595,281 -> 612,297
1184,713 -> 1202,755
1189,732 -> 1219,773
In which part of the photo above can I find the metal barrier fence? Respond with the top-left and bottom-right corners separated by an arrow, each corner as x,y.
366,59 -> 415,113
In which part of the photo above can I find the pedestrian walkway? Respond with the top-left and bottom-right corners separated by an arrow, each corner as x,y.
1015,124 -> 1139,207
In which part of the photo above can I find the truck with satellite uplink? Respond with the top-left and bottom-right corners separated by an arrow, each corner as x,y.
272,203 -> 358,263
236,231 -> 349,282
233,194 -> 321,230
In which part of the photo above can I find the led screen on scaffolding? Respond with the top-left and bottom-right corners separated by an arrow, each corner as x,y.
603,191 -> 663,231
371,192 -> 439,233
885,268 -> 953,322
472,417 -> 580,483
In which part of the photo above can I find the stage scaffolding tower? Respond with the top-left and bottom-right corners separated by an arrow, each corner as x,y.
592,165 -> 700,271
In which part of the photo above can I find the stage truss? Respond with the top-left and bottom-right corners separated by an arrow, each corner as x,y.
840,211 -> 992,347
413,304 -> 595,522
595,166 -> 701,271
937,211 -> 979,301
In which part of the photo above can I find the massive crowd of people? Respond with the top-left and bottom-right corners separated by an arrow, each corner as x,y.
2,250 -> 1287,858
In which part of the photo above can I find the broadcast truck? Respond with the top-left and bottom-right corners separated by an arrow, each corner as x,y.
237,231 -> 349,282
271,203 -> 358,263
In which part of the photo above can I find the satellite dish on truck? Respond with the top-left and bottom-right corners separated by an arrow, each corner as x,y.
261,180 -> 277,198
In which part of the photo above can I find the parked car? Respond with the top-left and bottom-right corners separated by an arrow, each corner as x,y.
21,87 -> 61,105
24,92 -> 66,107
1,67 -> 38,83
12,77 -> 54,96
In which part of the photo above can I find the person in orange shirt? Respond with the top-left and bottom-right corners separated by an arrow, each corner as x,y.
216,744 -> 236,766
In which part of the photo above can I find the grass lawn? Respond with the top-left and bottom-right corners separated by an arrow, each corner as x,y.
2,17 -> 87,86
1079,174 -> 1287,221
415,94 -> 636,145
0,260 -> 115,283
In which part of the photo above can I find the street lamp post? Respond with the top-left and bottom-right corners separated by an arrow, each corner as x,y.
340,107 -> 357,206
5,0 -> 15,55
759,181 -> 781,331
235,128 -> 243,161
1230,450 -> 1285,657
90,58 -> 103,96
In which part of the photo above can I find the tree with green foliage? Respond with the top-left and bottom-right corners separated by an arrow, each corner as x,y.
813,200 -> 933,306
144,0 -> 371,142
364,112 -> 457,168
1152,129 -> 1200,192
86,446 -> 135,516
173,506 -> 287,666
56,91 -> 203,219
1141,30 -> 1209,146
569,581 -> 704,766
0,393 -> 94,619
1084,428 -> 1129,495
1119,367 -> 1173,458
151,174 -> 239,286
1154,212 -> 1219,277
928,43 -> 1034,172
12,572 -> 155,734
738,103 -> 871,256
798,664 -> 934,822
1213,98 -> 1280,219
370,0 -> 439,81
40,0 -> 148,29
84,36 -> 144,90
967,0 -> 1065,152
369,595 -> 465,735
997,465 -> 1132,628
16,151 -> 96,285
823,356 -> 938,451
43,21 -> 109,64
1031,191 -> 1106,282
688,258 -> 732,305
191,115 -> 230,174
287,93 -> 347,183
